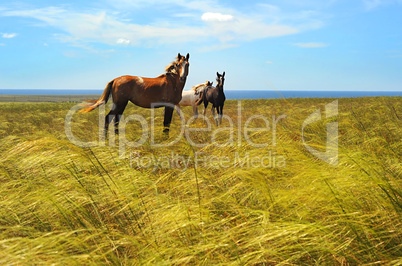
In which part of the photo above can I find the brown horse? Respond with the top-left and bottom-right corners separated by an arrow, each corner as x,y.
80,53 -> 190,135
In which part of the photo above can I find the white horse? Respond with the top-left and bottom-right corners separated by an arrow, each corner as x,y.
176,81 -> 213,118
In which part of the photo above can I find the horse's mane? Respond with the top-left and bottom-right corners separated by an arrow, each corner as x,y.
157,62 -> 176,78
164,54 -> 186,74
191,81 -> 209,91
164,63 -> 177,74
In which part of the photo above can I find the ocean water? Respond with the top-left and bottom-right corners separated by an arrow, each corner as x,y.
0,89 -> 400,99
225,90 -> 401,99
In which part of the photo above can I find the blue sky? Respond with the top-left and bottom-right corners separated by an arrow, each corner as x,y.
0,0 -> 401,91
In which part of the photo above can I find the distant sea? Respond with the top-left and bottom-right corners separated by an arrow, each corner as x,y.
0,89 -> 400,99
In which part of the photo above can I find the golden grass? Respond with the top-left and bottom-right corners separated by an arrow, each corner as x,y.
0,97 -> 401,264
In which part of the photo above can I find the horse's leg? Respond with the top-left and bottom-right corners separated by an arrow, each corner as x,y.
114,114 -> 121,135
193,104 -> 198,119
218,105 -> 223,125
105,101 -> 128,136
203,101 -> 208,124
175,105 -> 183,120
105,110 -> 114,137
163,106 -> 174,134
114,101 -> 129,135
212,106 -> 218,126
215,106 -> 220,126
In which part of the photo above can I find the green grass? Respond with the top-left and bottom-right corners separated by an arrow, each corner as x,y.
0,97 -> 401,264
0,94 -> 99,103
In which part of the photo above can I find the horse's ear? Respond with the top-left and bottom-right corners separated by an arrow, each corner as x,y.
186,53 -> 190,61
222,71 -> 225,77
216,72 -> 220,77
178,53 -> 182,60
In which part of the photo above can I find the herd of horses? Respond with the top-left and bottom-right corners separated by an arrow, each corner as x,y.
80,53 -> 226,135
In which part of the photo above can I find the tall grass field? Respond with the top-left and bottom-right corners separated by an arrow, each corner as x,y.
0,96 -> 401,264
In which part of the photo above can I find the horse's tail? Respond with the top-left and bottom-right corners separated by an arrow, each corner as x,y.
195,90 -> 204,106
79,80 -> 114,113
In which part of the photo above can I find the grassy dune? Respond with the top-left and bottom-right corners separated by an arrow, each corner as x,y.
0,97 -> 401,264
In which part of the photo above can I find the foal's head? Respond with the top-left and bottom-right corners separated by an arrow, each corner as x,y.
216,71 -> 225,88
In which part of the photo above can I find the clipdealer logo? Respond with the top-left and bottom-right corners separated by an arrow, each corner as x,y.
129,151 -> 286,170
302,100 -> 338,166
65,100 -> 339,168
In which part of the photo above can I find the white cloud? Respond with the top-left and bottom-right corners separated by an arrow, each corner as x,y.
2,33 -> 17,38
266,61 -> 273,64
201,12 -> 234,22
0,6 -> 208,46
116,38 -> 131,45
293,42 -> 328,48
2,6 -> 64,24
0,3 -> 323,50
105,0 -> 219,13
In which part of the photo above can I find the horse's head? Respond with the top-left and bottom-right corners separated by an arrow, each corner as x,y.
216,71 -> 225,88
177,53 -> 190,83
165,53 -> 190,83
